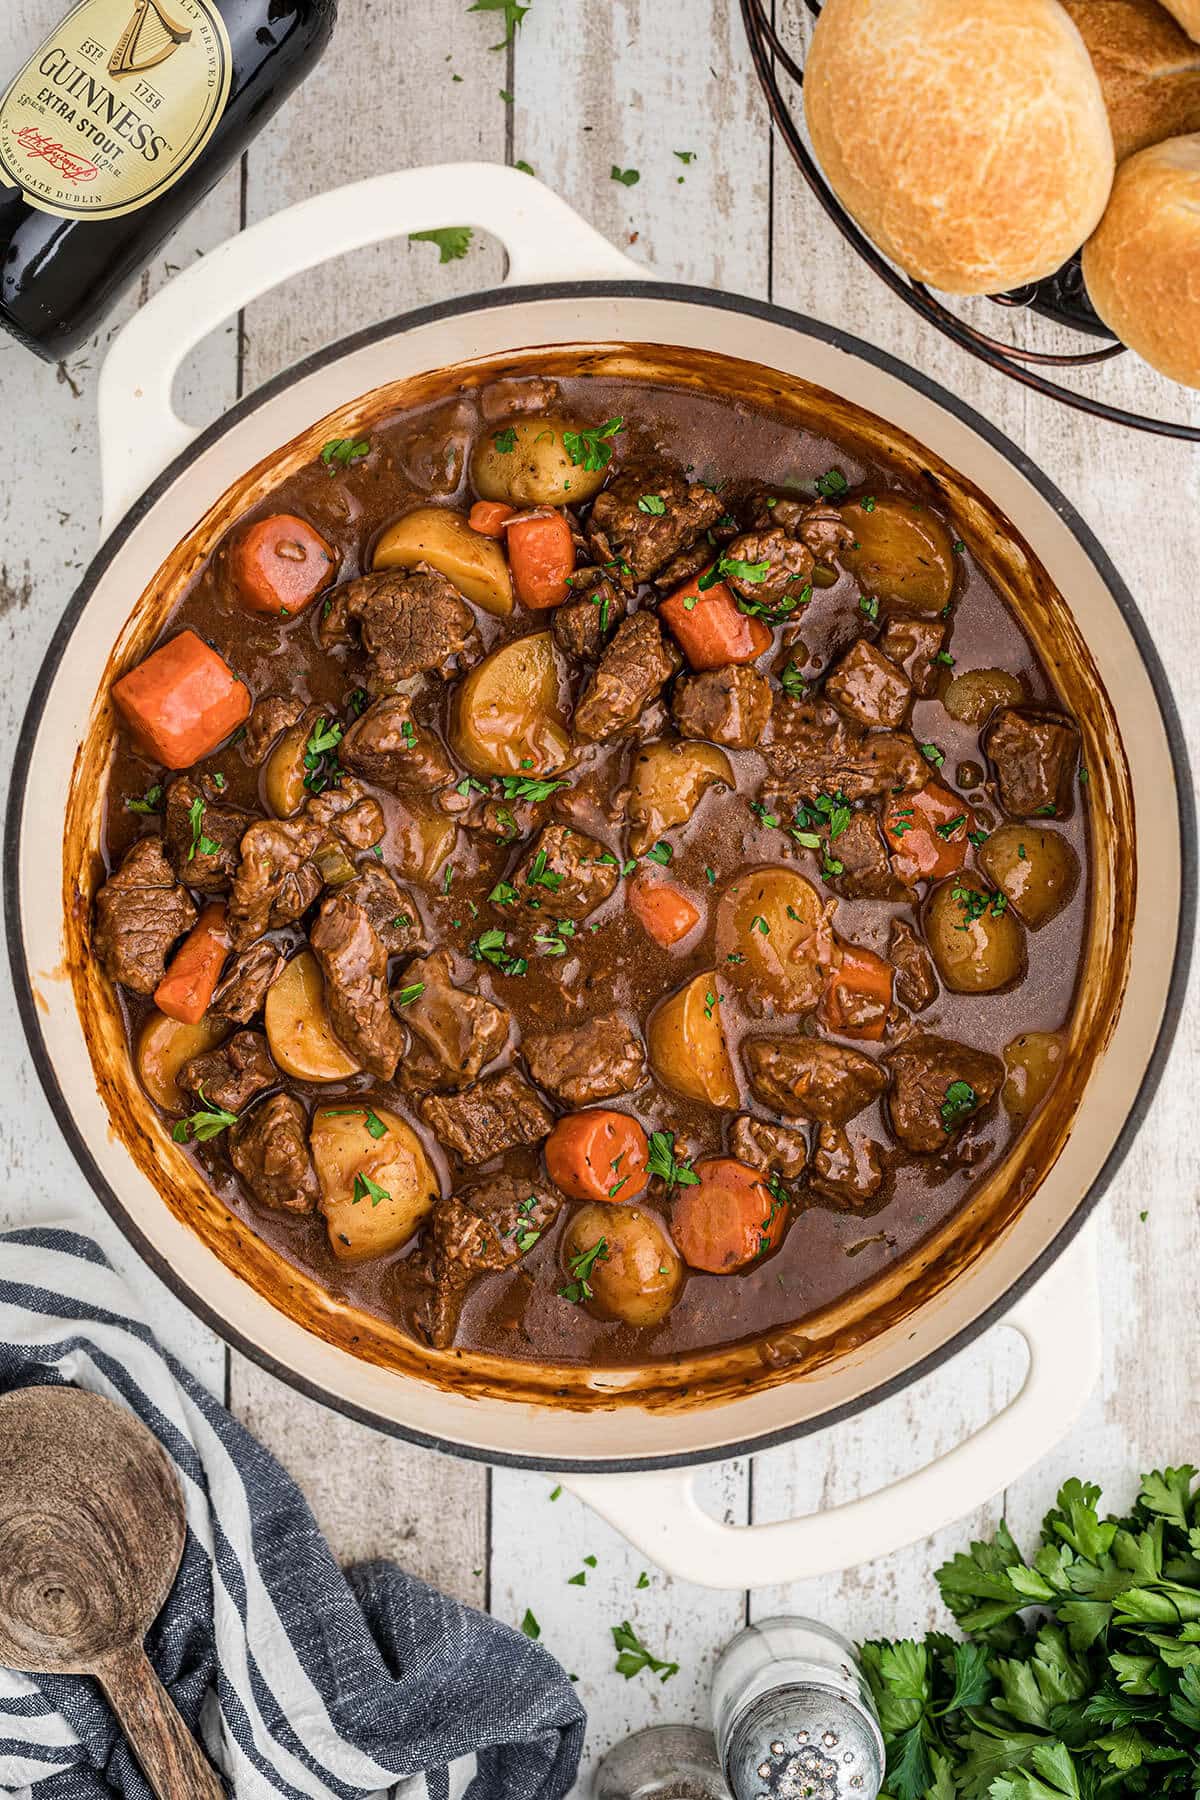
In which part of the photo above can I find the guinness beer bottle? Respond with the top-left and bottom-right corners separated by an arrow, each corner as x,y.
0,0 -> 337,361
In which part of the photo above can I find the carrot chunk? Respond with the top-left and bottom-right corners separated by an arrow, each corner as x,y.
628,871 -> 701,946
113,630 -> 251,770
230,513 -> 337,617
506,510 -> 576,608
659,572 -> 773,669
672,1156 -> 789,1273
882,780 -> 976,883
469,500 -> 515,538
545,1110 -> 650,1204
153,902 -> 230,1026
818,943 -> 894,1042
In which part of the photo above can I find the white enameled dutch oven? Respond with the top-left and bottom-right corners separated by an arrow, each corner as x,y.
6,166 -> 1194,1590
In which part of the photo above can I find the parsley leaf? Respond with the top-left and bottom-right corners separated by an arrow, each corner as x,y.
612,1620 -> 679,1683
562,417 -> 623,473
610,165 -> 640,186
409,226 -> 474,264
467,0 -> 530,49
645,1130 -> 699,1190
320,437 -> 370,473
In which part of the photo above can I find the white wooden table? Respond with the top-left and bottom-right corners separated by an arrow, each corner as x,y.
2,1 -> 1199,1789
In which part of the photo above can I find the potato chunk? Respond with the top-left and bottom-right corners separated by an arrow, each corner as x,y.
471,417 -> 611,509
373,505 -> 513,616
647,970 -> 740,1109
265,950 -> 362,1081
138,1012 -> 228,1113
924,875 -> 1027,994
626,739 -> 735,857
311,1103 -> 439,1263
977,825 -> 1080,927
840,493 -> 956,617
1002,1031 -> 1065,1120
715,866 -> 834,1013
561,1201 -> 683,1327
450,631 -> 571,776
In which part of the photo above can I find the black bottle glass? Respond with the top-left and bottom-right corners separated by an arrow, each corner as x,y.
0,0 -> 336,361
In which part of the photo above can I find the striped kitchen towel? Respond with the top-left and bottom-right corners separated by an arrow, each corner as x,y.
0,1225 -> 586,1800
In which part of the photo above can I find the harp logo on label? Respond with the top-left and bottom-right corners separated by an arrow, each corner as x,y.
0,0 -> 232,219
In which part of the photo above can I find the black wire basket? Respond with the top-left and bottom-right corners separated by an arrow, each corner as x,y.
741,0 -> 1200,442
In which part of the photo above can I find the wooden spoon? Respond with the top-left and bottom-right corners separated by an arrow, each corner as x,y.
0,1386 -> 225,1799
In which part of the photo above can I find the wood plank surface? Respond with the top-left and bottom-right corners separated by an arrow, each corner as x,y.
1,0 -> 1198,1791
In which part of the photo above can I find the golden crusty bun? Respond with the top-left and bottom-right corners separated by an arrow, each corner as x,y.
1062,0 -> 1200,159
1082,133 -> 1200,385
1158,0 -> 1200,39
804,0 -> 1115,293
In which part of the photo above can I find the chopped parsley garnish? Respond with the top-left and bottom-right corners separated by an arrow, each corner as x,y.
674,150 -> 695,164
779,659 -> 808,700
859,594 -> 879,621
563,417 -> 623,473
920,741 -> 946,769
394,982 -> 426,1007
940,1080 -> 978,1131
526,848 -> 564,891
303,716 -> 343,795
610,165 -> 640,186
952,884 -> 1006,930
320,436 -> 370,472
186,796 -> 219,861
560,1237 -> 610,1303
470,928 -> 528,977
352,1171 -> 391,1207
498,773 -> 569,803
612,1620 -> 679,1683
861,495 -> 877,513
721,556 -> 770,584
408,226 -> 474,263
749,801 -> 779,828
172,1084 -> 237,1145
492,425 -> 517,454
489,880 -> 518,907
815,466 -> 849,499
646,1130 -> 699,1189
321,1106 -> 390,1139
935,815 -> 967,840
519,1607 -> 541,1639
211,772 -> 226,791
125,783 -> 163,815
637,494 -> 667,515
645,841 -> 672,866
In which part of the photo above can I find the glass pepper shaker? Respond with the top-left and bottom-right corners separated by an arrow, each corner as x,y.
712,1617 -> 885,1800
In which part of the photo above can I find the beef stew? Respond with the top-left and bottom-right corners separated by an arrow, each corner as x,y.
93,374 -> 1091,1369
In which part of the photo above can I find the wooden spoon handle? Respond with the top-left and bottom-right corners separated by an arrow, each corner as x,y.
96,1645 -> 225,1800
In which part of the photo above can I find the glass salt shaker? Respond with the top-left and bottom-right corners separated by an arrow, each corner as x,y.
712,1617 -> 885,1800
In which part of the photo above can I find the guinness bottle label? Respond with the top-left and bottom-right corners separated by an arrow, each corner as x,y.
0,0 -> 232,220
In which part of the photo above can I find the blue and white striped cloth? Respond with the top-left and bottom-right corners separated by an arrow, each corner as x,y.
0,1226 -> 586,1800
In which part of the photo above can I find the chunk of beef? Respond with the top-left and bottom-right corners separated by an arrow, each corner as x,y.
179,1030 -> 277,1115
745,1036 -> 888,1126
879,618 -> 946,698
93,836 -> 197,995
720,528 -> 814,610
653,540 -> 719,594
212,941 -> 285,1024
762,698 -> 927,807
416,1173 -> 562,1348
339,694 -> 455,794
829,811 -> 911,902
587,464 -> 725,584
509,823 -> 619,921
163,776 -> 250,894
672,666 -> 773,749
343,864 -> 424,956
318,566 -> 480,691
551,574 -> 623,661
824,639 -> 912,730
229,1094 -> 319,1216
480,377 -> 561,421
984,707 -> 1079,820
884,1034 -> 1004,1153
420,1070 -> 554,1164
573,612 -> 680,743
396,949 -> 510,1093
310,882 -> 405,1080
889,919 -> 938,1013
729,1114 -> 809,1180
809,1124 -> 884,1207
746,492 -> 855,564
240,695 -> 303,766
523,1013 -> 646,1107
229,782 -> 384,946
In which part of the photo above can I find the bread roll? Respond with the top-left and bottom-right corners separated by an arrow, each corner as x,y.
1159,0 -> 1200,39
1062,0 -> 1200,158
804,0 -> 1115,294
1082,133 -> 1200,385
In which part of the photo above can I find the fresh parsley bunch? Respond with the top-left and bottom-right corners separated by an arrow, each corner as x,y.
861,1467 -> 1200,1798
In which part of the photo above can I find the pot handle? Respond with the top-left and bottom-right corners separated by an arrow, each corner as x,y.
560,1227 -> 1100,1590
96,161 -> 644,533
